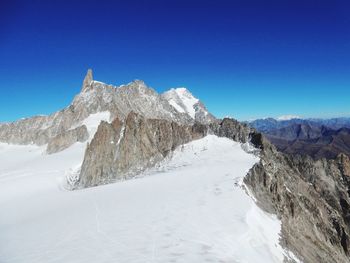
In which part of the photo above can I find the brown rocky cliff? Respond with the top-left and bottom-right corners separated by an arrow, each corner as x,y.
46,125 -> 89,154
209,118 -> 253,143
244,134 -> 350,263
76,112 -> 207,188
81,69 -> 93,92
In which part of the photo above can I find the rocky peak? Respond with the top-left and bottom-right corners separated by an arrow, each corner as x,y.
162,87 -> 216,124
130,79 -> 146,87
81,69 -> 93,92
0,70 -> 215,147
337,153 -> 350,177
209,117 -> 254,144
119,79 -> 156,96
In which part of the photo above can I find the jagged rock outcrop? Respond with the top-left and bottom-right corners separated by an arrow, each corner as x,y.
244,133 -> 350,263
46,125 -> 89,154
209,117 -> 254,143
76,112 -> 208,188
81,69 -> 93,92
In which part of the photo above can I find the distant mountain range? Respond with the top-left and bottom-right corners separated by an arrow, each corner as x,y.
248,117 -> 350,159
249,117 -> 350,133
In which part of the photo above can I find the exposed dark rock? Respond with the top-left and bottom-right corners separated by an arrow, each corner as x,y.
76,112 -> 208,188
46,125 -> 89,154
244,134 -> 350,263
81,68 -> 93,92
209,118 -> 253,143
207,117 -> 350,262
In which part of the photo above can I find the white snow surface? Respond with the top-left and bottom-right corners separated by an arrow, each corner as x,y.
163,88 -> 199,119
0,135 -> 289,263
168,99 -> 186,114
71,111 -> 111,141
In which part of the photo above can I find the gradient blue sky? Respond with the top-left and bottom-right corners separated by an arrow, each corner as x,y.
1,0 -> 349,121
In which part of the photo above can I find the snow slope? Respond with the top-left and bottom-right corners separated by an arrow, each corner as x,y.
162,88 -> 199,119
0,135 -> 289,263
70,111 -> 111,141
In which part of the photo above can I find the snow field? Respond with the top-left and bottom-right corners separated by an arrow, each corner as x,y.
0,135 -> 288,263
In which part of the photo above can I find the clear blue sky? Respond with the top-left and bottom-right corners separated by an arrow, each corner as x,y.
1,0 -> 349,121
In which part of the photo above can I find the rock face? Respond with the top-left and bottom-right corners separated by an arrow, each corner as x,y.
46,125 -> 89,154
76,112 -> 208,188
81,69 -> 93,92
244,133 -> 350,263
210,118 -> 254,144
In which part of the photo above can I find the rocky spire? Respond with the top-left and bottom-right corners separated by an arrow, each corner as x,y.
81,69 -> 93,92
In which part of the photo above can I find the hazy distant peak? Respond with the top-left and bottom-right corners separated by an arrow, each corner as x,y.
276,115 -> 301,121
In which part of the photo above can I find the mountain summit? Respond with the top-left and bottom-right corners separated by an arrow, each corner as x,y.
162,87 -> 216,124
0,70 -> 217,149
81,69 -> 93,92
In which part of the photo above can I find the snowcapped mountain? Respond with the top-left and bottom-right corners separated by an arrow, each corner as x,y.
162,87 -> 216,124
0,69 -> 294,262
248,116 -> 350,134
276,115 -> 301,121
0,70 -> 214,149
2,69 -> 350,263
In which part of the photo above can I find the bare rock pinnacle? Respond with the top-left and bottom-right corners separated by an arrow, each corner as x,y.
81,69 -> 93,92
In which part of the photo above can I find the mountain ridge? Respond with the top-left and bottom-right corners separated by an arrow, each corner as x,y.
0,69 -> 216,150
249,118 -> 350,159
249,117 -> 350,133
